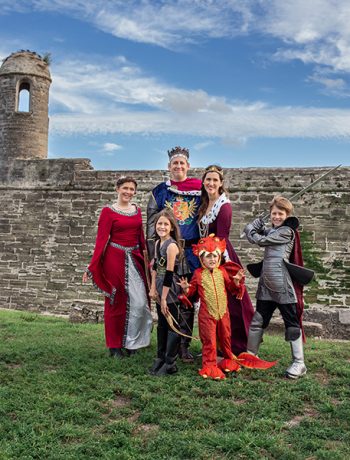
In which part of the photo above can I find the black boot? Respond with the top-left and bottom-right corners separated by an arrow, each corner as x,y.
109,348 -> 124,359
124,349 -> 137,357
155,332 -> 180,376
150,311 -> 168,374
149,357 -> 165,375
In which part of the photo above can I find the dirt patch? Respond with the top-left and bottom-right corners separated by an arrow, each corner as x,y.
232,398 -> 247,405
127,410 -> 141,423
44,365 -> 59,373
134,423 -> 159,435
101,394 -> 133,420
284,407 -> 319,429
5,362 -> 22,369
313,370 -> 330,385
284,415 -> 305,428
111,395 -> 131,408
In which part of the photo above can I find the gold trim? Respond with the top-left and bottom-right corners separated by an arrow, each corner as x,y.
201,268 -> 227,320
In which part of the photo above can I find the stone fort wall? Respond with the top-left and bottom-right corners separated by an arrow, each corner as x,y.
0,158 -> 349,316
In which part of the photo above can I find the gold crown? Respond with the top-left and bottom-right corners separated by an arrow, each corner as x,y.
205,166 -> 223,177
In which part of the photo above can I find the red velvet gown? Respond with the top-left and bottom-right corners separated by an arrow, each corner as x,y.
87,205 -> 152,350
200,198 -> 254,355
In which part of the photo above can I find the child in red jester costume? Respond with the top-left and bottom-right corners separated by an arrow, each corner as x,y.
178,235 -> 276,380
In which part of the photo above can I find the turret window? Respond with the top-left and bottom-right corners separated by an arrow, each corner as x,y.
17,81 -> 31,112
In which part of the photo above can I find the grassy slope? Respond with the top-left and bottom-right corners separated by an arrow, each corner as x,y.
0,310 -> 349,460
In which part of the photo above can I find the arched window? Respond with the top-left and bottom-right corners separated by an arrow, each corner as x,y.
17,81 -> 31,112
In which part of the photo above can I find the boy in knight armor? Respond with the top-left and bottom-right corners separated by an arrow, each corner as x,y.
244,196 -> 310,379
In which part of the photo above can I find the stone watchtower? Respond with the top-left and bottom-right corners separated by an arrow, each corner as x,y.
0,51 -> 51,162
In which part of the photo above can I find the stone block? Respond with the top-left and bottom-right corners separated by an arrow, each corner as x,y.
69,300 -> 105,323
339,309 -> 350,325
303,307 -> 350,340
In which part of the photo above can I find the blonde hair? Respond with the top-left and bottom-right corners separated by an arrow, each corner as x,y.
269,196 -> 293,216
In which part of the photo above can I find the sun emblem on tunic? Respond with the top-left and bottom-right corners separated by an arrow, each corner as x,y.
165,197 -> 197,225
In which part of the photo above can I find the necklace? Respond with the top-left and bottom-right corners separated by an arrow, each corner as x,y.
111,202 -> 137,216
114,203 -> 132,211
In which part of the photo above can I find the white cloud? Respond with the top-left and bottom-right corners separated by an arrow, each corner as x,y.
3,0 -> 350,76
4,1 -> 350,142
258,0 -> 350,83
103,142 -> 122,152
46,53 -> 350,141
0,1 -> 250,48
193,141 -> 214,151
50,104 -> 350,141
307,68 -> 349,97
49,56 -> 240,116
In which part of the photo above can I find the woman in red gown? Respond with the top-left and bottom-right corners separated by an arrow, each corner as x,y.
198,165 -> 254,355
83,176 -> 152,358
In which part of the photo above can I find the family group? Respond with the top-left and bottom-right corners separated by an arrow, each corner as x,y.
83,146 -> 308,380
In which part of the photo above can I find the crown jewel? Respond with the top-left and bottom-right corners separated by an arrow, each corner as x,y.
167,146 -> 189,161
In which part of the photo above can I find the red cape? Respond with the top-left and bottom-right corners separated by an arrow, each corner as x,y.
170,177 -> 202,191
289,230 -> 306,342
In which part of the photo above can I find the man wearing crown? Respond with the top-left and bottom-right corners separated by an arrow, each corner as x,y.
147,146 -> 202,362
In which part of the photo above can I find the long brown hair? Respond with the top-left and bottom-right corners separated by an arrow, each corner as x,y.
198,165 -> 229,221
154,209 -> 183,257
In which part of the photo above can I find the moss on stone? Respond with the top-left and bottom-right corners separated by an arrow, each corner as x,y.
300,230 -> 327,274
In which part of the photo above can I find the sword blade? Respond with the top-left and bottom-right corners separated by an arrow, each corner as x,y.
288,164 -> 342,202
240,164 -> 342,235
259,164 -> 342,222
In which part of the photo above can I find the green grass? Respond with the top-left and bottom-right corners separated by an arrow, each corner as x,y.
1,310 -> 349,460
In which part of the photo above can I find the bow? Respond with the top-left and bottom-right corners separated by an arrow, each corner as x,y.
165,310 -> 200,341
143,249 -> 152,291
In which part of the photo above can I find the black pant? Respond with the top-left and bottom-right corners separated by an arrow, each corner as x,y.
256,300 -> 300,330
156,302 -> 181,359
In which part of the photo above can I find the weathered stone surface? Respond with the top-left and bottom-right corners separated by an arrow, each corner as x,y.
303,307 -> 350,339
0,162 -> 349,327
69,300 -> 105,323
0,51 -> 51,162
339,309 -> 350,325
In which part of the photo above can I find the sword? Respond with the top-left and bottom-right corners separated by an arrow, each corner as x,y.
240,164 -> 342,238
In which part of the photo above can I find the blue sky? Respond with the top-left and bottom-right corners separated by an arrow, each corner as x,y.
1,0 -> 350,170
